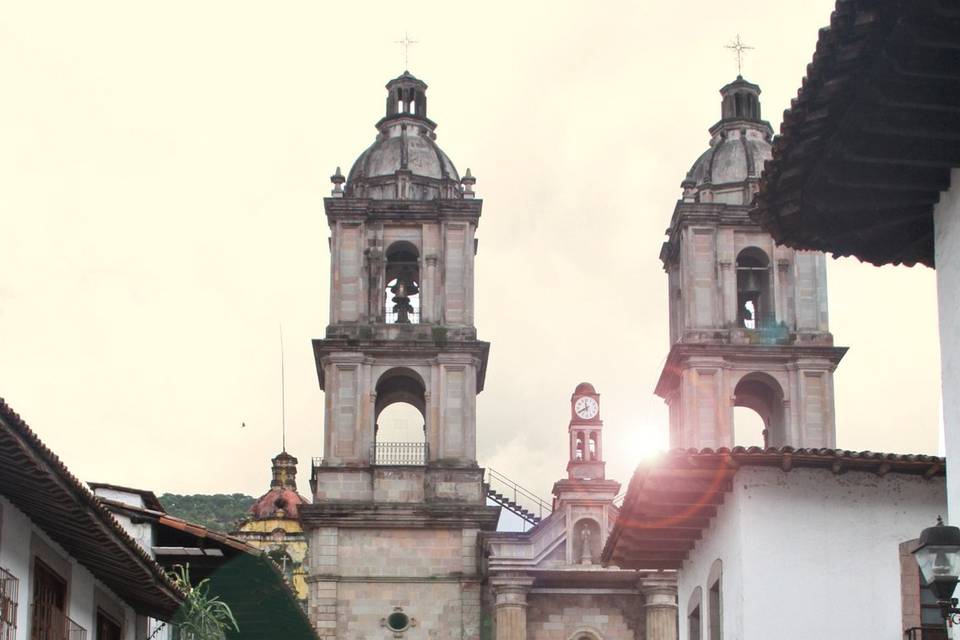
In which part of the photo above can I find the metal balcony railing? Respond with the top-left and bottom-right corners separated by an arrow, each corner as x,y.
0,567 -> 18,640
372,441 -> 428,466
31,603 -> 86,640
905,626 -> 948,640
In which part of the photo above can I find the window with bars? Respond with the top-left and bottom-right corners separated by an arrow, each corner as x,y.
0,566 -> 18,640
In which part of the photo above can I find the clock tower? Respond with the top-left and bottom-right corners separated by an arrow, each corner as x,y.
300,72 -> 499,640
567,382 -> 604,481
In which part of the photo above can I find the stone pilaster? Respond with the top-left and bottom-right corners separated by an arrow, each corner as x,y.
641,579 -> 678,640
491,574 -> 534,640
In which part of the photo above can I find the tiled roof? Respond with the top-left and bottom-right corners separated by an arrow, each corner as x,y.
752,0 -> 960,267
0,398 -> 183,618
98,498 -> 318,640
601,447 -> 944,571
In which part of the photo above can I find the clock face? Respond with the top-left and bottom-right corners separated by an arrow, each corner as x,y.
574,396 -> 599,420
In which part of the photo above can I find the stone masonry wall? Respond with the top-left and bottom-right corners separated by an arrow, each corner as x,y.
526,593 -> 644,640
308,526 -> 483,639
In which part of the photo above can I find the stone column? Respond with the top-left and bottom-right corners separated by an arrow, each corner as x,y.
641,579 -> 678,640
491,574 -> 534,640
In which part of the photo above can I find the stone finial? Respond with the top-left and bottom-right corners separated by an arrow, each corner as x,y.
330,166 -> 345,197
461,168 -> 476,199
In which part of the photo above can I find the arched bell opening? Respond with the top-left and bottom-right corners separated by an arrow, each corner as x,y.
733,372 -> 786,448
374,367 -> 427,464
384,241 -> 420,324
736,247 -> 771,330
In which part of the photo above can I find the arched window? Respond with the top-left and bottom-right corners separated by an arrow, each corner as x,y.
385,241 -> 420,324
588,433 -> 597,460
708,559 -> 723,640
733,372 -> 786,448
374,367 -> 426,464
736,247 -> 771,330
688,586 -> 703,640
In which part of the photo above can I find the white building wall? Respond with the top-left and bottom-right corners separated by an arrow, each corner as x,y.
677,476 -> 745,640
0,495 -> 139,640
935,170 -> 960,527
678,467 -> 945,640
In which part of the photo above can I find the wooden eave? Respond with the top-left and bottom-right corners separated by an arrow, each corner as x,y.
601,446 -> 945,571
0,400 -> 182,618
753,0 -> 960,267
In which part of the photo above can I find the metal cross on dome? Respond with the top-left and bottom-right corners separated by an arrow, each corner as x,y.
725,34 -> 754,76
394,31 -> 418,71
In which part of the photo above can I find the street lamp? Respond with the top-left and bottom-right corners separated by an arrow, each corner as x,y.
914,517 -> 960,623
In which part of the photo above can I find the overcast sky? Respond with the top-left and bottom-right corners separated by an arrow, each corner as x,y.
0,0 -> 941,502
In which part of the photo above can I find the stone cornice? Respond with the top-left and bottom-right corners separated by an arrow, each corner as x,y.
655,342 -> 848,397
323,197 -> 482,223
300,501 -> 500,531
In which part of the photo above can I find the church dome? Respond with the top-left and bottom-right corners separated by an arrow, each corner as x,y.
681,77 -> 774,206
339,72 -> 466,201
249,451 -> 309,521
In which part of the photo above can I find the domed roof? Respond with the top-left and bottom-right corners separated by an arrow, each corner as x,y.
681,77 -> 774,205
574,382 -> 597,395
249,487 -> 307,521
248,451 -> 309,521
340,72 -> 466,201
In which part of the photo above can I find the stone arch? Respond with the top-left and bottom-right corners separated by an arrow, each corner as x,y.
374,368 -> 427,457
385,241 -> 421,324
375,367 -> 426,420
572,517 -> 602,565
733,372 -> 786,447
566,628 -> 602,640
736,246 -> 772,329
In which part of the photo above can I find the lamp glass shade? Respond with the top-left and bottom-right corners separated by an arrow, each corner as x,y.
916,546 -> 960,586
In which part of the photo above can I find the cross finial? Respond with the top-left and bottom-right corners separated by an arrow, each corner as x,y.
394,31 -> 418,71
725,34 -> 754,76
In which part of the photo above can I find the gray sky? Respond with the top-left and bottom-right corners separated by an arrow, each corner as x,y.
0,0 -> 941,502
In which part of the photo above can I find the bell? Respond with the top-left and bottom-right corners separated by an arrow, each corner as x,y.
739,269 -> 764,295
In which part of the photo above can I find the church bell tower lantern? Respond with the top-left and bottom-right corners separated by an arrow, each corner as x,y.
302,72 -> 499,640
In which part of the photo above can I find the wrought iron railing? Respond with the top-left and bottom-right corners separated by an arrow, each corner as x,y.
385,307 -> 420,324
31,603 -> 86,640
372,441 -> 428,465
0,567 -> 18,640
905,626 -> 948,640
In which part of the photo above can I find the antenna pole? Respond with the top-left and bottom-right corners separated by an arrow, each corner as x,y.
280,323 -> 286,452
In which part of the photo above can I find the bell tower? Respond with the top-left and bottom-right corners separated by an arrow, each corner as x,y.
301,72 -> 499,640
655,76 -> 848,450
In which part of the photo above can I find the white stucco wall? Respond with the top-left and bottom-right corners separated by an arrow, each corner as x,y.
0,495 -> 139,639
935,170 -> 960,527
678,467 -> 945,640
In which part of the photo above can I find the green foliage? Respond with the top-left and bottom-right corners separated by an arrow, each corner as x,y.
169,564 -> 239,640
158,493 -> 254,532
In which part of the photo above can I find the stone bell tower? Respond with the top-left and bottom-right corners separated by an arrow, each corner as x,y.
655,76 -> 847,450
301,71 -> 499,640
